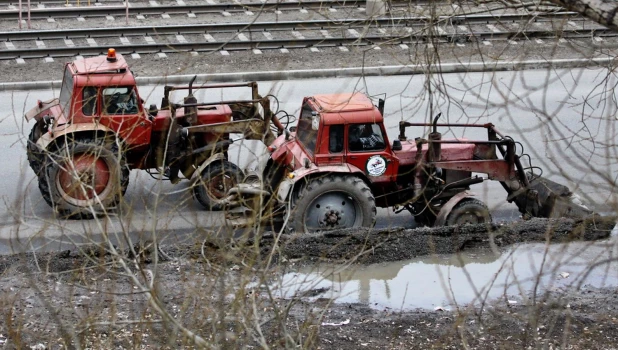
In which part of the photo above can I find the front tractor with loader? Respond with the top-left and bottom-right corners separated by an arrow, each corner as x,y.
226,92 -> 592,232
24,49 -> 591,229
25,49 -> 287,218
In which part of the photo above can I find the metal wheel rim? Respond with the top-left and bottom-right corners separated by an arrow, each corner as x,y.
453,211 -> 484,225
304,191 -> 362,231
205,172 -> 236,201
56,152 -> 114,207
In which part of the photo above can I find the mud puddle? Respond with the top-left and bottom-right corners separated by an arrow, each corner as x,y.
271,234 -> 618,310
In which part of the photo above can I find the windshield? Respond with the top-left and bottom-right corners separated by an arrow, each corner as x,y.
297,103 -> 317,155
59,66 -> 74,116
102,87 -> 138,115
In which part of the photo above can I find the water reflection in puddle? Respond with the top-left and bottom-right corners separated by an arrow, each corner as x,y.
273,238 -> 618,310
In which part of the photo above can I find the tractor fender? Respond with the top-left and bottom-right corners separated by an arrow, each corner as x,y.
434,191 -> 476,227
192,152 -> 226,181
24,98 -> 59,122
276,164 -> 366,203
37,123 -> 116,150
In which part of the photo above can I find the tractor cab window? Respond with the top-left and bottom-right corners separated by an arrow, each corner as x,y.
329,125 -> 344,153
348,123 -> 385,152
297,103 -> 318,154
82,87 -> 97,116
103,87 -> 138,115
58,66 -> 74,116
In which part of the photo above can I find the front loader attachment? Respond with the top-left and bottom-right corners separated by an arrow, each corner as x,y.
508,173 -> 592,220
398,119 -> 594,221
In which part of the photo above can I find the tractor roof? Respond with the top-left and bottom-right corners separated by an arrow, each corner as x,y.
311,93 -> 382,125
69,53 -> 136,87
312,93 -> 373,112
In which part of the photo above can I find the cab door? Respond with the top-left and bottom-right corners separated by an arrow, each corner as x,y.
314,124 -> 344,165
97,86 -> 151,146
345,123 -> 398,184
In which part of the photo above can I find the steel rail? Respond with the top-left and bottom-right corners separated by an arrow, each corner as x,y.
4,19 -> 386,40
0,0 -> 433,5
0,0 -> 365,19
2,0 -> 139,3
0,26 -> 615,60
0,12 -> 586,41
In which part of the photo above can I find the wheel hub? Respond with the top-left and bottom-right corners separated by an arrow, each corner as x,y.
58,154 -> 110,201
305,192 -> 358,231
456,213 -> 479,225
208,174 -> 233,199
321,209 -> 342,227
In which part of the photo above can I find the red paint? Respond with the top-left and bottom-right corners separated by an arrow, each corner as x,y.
395,140 -> 476,166
59,153 -> 110,201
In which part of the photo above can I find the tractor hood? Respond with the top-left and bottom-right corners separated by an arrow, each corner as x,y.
269,132 -> 315,172
24,98 -> 61,122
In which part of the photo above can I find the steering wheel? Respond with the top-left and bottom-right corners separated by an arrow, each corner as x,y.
110,92 -> 121,103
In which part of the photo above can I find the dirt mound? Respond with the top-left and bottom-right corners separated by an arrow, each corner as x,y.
270,216 -> 615,264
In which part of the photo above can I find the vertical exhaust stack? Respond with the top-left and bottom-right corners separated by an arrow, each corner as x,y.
183,75 -> 198,125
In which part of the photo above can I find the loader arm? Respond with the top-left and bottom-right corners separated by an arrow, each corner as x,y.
399,121 -> 592,220
163,81 -> 283,146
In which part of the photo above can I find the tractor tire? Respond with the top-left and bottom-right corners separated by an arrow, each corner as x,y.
38,137 -> 129,219
194,160 -> 244,211
445,198 -> 492,226
27,121 -> 46,176
286,175 -> 376,233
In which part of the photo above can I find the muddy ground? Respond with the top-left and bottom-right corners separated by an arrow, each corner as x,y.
0,216 -> 617,349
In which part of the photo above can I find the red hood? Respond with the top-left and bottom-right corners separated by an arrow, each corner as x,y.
269,132 -> 310,171
24,98 -> 63,122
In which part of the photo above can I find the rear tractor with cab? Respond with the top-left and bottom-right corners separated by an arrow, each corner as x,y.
24,49 -> 287,218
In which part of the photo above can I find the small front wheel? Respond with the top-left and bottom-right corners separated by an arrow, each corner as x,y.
194,160 -> 244,211
445,199 -> 492,226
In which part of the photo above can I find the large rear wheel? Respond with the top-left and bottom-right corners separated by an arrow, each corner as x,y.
39,137 -> 129,219
287,175 -> 376,233
194,160 -> 244,211
27,121 -> 46,176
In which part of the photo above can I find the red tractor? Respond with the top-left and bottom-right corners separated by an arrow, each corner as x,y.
227,92 -> 591,232
25,49 -> 285,218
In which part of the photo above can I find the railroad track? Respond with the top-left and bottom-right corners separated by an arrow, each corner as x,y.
0,13 -> 613,60
0,13 -> 584,40
0,0 -> 368,19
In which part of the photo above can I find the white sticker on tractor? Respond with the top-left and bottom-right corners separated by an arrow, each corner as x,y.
366,155 -> 387,176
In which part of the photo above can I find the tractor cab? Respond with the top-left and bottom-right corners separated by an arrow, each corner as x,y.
285,93 -> 399,184
23,48 -> 153,169
56,48 -> 151,147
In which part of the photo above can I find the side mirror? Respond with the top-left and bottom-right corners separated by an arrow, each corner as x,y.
392,140 -> 402,151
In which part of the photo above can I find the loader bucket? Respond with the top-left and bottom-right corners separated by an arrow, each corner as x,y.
510,173 -> 592,219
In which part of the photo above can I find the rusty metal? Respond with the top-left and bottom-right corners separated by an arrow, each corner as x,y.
185,119 -> 267,139
433,191 -> 475,227
166,81 -> 257,92
427,113 -> 442,163
399,120 -> 496,141
173,99 -> 261,109
431,159 -> 515,182
427,140 -> 510,145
